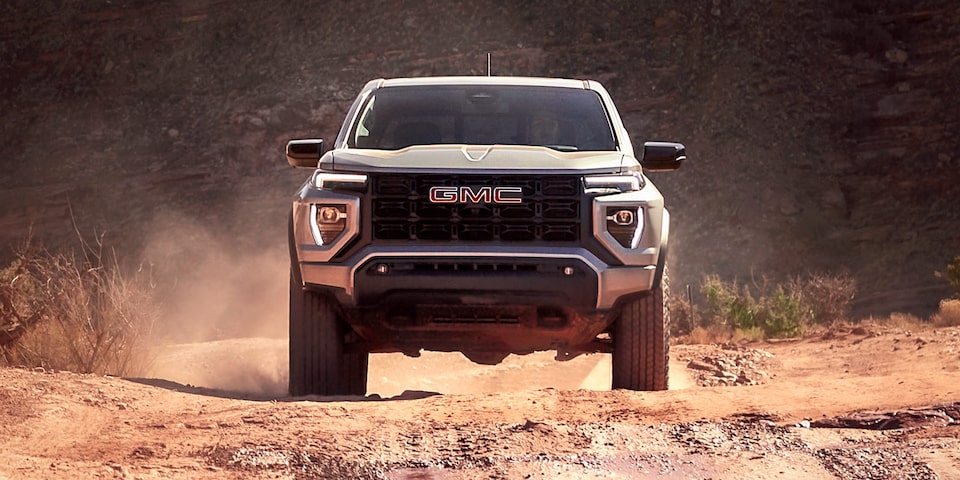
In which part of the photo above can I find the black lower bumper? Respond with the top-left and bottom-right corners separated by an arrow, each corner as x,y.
352,256 -> 599,309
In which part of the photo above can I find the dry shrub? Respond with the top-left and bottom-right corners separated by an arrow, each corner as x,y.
0,236 -> 157,376
700,275 -> 810,339
884,312 -> 926,330
694,272 -> 858,341
668,291 -> 698,336
934,256 -> 960,299
700,275 -> 757,330
931,299 -> 960,327
793,272 -> 857,325
680,325 -> 734,345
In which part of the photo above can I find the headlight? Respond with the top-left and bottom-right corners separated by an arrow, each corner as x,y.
606,206 -> 644,248
310,204 -> 348,245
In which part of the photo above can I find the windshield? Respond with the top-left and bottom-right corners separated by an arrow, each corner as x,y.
348,85 -> 617,152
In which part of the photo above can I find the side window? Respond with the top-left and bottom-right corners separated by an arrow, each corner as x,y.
353,96 -> 376,148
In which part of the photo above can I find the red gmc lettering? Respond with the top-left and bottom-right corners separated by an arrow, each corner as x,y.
429,186 -> 459,203
461,187 -> 492,203
492,187 -> 522,204
428,186 -> 522,204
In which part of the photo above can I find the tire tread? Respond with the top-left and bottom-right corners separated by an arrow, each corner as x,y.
289,271 -> 367,396
612,274 -> 670,391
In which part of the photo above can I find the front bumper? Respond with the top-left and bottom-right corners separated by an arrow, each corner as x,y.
299,245 -> 656,310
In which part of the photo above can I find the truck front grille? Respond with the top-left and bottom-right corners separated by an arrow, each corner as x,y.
369,174 -> 582,243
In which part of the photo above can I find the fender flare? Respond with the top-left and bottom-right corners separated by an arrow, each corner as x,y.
652,209 -> 669,290
288,210 -> 303,286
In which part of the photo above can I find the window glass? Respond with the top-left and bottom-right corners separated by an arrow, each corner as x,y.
348,85 -> 617,151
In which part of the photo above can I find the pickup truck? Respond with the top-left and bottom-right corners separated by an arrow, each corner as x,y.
286,76 -> 685,395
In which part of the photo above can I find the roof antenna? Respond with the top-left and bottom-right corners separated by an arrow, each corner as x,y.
486,53 -> 491,76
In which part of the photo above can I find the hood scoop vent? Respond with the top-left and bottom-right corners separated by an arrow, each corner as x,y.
461,146 -> 494,162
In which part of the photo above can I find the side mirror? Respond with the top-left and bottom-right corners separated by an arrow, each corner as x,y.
639,142 -> 686,171
286,139 -> 324,168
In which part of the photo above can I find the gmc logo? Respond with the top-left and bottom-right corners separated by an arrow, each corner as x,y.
429,186 -> 523,204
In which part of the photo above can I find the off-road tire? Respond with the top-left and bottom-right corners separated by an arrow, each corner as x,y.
611,274 -> 670,391
288,271 -> 368,396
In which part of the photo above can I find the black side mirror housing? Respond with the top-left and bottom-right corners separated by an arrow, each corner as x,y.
639,142 -> 686,171
286,139 -> 324,168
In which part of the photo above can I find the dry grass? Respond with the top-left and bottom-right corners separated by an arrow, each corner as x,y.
676,324 -> 767,345
932,299 -> 960,327
732,326 -> 766,343
677,325 -> 734,345
0,235 -> 158,376
876,312 -> 927,331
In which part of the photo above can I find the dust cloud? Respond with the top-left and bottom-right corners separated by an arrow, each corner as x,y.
139,212 -> 290,396
143,213 -> 288,341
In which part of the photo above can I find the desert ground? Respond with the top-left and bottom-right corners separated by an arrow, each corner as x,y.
1,323 -> 959,479
3,2 -> 959,479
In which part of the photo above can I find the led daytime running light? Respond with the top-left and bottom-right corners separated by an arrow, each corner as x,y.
310,172 -> 368,190
583,173 -> 642,192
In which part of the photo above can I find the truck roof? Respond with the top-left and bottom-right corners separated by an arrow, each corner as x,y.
374,76 -> 594,90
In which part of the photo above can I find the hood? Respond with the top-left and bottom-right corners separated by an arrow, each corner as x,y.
320,145 -> 630,175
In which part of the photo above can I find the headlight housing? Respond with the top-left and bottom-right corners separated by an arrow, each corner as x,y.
304,172 -> 367,246
311,204 -> 348,245
606,207 -> 644,248
585,173 -> 645,248
586,172 -> 663,267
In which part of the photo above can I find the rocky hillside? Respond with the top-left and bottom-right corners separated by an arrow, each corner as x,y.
1,0 -> 958,317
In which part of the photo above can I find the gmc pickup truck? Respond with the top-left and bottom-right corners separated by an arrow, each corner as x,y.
286,76 -> 685,396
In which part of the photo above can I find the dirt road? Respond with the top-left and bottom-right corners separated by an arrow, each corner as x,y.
1,324 -> 959,479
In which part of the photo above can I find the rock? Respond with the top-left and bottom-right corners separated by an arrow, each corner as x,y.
779,197 -> 801,216
884,47 -> 908,64
876,94 -> 915,117
687,360 -> 715,371
821,187 -> 847,212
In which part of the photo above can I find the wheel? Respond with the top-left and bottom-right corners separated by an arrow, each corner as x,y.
288,270 -> 368,396
611,274 -> 670,391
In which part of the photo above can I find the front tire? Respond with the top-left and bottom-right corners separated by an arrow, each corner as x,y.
288,271 -> 368,396
611,277 -> 670,391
